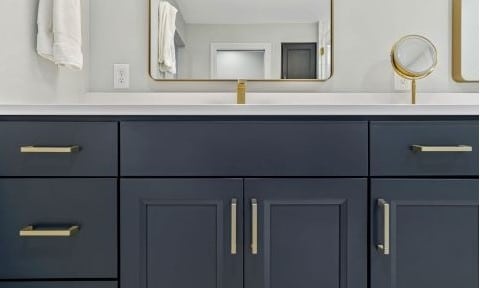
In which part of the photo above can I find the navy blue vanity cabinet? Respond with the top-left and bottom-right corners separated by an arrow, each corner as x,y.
120,121 -> 368,177
0,121 -> 118,287
0,179 -> 117,279
0,122 -> 118,177
370,179 -> 479,288
121,179 -> 244,288
370,120 -> 479,288
119,120 -> 369,288
1,116 -> 477,288
244,179 -> 367,288
370,121 -> 478,176
0,282 -> 118,288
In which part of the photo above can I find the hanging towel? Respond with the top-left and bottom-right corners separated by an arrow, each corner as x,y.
36,0 -> 83,70
158,1 -> 177,74
36,0 -> 54,62
53,0 -> 83,70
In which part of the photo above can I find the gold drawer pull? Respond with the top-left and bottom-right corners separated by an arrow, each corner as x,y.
377,199 -> 390,255
19,225 -> 80,237
251,199 -> 258,255
20,146 -> 80,153
231,198 -> 238,255
411,145 -> 472,153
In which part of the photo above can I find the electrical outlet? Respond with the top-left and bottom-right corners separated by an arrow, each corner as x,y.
394,72 -> 411,91
114,64 -> 130,89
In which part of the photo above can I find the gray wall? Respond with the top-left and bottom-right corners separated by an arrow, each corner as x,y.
89,0 -> 478,93
0,0 -> 89,103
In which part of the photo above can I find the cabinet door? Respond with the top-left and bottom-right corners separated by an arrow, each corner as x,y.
371,179 -> 479,288
121,179 -> 243,288
244,179 -> 367,288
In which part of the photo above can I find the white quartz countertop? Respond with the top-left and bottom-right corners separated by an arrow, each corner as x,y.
0,93 -> 477,116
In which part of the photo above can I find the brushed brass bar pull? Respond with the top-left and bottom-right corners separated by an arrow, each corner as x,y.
377,199 -> 390,255
19,225 -> 80,237
231,198 -> 238,255
411,145 -> 472,153
20,146 -> 80,153
251,199 -> 258,255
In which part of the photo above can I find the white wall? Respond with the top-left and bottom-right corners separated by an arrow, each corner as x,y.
0,0 -> 89,104
90,0 -> 478,93
0,0 -> 476,100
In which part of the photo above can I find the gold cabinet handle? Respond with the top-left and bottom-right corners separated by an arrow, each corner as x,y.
251,199 -> 258,255
411,145 -> 472,152
20,146 -> 80,153
19,225 -> 80,237
377,199 -> 390,255
231,198 -> 238,255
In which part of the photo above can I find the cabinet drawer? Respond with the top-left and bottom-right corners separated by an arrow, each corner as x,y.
370,121 -> 479,176
0,179 -> 117,279
121,121 -> 368,176
0,122 -> 117,176
0,282 -> 117,288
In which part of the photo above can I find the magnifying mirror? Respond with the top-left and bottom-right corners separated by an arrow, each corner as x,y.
391,35 -> 438,104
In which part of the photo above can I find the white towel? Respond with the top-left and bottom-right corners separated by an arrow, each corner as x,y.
36,0 -> 54,62
36,0 -> 83,70
53,0 -> 83,70
158,1 -> 177,74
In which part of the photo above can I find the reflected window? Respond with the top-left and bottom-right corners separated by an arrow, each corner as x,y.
215,50 -> 265,80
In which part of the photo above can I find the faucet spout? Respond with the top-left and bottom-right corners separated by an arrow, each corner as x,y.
237,80 -> 246,105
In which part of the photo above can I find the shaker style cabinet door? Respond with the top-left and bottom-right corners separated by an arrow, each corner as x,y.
371,179 -> 479,288
244,179 -> 367,288
121,179 -> 243,288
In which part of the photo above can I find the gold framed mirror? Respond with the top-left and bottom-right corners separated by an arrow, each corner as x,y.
453,0 -> 479,82
391,35 -> 438,104
149,0 -> 333,81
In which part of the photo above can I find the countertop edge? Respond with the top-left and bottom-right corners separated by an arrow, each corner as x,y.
0,104 -> 477,116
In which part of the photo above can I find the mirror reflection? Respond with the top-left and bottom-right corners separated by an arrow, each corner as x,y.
150,0 -> 332,81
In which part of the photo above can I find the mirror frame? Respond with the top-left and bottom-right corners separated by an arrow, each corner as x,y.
452,0 -> 479,83
148,0 -> 334,82
391,35 -> 438,80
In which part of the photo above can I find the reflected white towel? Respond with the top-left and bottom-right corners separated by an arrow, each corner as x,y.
37,0 -> 54,61
158,1 -> 177,74
36,0 -> 83,70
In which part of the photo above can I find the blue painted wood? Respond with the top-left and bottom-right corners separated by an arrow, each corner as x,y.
0,282 -> 117,288
370,121 -> 479,176
120,121 -> 368,177
0,122 -> 118,177
371,179 -> 479,288
244,178 -> 367,288
121,179 -> 243,288
0,179 -> 117,279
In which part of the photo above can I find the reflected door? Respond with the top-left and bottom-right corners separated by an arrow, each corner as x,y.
281,43 -> 317,79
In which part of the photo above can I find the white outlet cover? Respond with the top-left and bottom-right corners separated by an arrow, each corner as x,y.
114,64 -> 130,89
393,73 -> 411,91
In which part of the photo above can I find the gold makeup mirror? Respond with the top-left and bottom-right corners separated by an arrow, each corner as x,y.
391,35 -> 438,104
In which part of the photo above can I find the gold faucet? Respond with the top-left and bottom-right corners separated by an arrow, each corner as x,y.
237,80 -> 246,105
